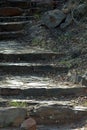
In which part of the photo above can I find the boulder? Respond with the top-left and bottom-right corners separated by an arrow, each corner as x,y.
42,9 -> 66,28
82,73 -> 87,86
60,13 -> 73,29
72,3 -> 87,23
21,118 -> 36,130
0,107 -> 27,128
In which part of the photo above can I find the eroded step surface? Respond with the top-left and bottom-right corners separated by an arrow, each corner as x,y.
38,125 -> 87,130
0,104 -> 87,128
0,62 -> 68,75
0,75 -> 56,89
4,0 -> 55,9
0,98 -> 77,108
0,41 -> 57,54
0,21 -> 28,32
0,31 -> 24,40
0,16 -> 34,22
0,41 -> 66,63
1,125 -> 87,130
0,74 -> 83,90
0,87 -> 86,97
0,7 -> 23,17
0,75 -> 86,97
1,96 -> 87,107
30,104 -> 87,125
0,97 -> 87,128
0,53 -> 65,62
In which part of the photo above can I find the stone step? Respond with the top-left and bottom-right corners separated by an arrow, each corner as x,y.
0,1 -> 30,9
0,74 -> 86,97
3,0 -> 55,9
0,87 -> 86,97
0,74 -> 86,98
0,7 -> 23,17
0,41 -> 62,54
0,52 -> 65,62
0,104 -> 87,127
0,98 -> 74,107
31,104 -> 87,125
0,30 -> 24,40
0,96 -> 86,108
0,125 -> 87,130
0,16 -> 34,22
0,63 -> 68,75
0,94 -> 87,128
0,0 -> 63,15
38,125 -> 87,130
0,21 -> 28,32
0,41 -> 65,59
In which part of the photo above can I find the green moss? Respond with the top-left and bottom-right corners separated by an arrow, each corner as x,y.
8,101 -> 28,107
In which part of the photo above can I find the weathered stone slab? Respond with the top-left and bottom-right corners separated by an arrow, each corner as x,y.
0,52 -> 65,62
0,7 -> 23,17
0,107 -> 27,128
0,88 -> 21,96
0,87 -> 87,97
0,30 -> 24,40
30,104 -> 87,125
81,73 -> 87,87
0,64 -> 68,75
7,0 -> 31,9
0,22 -> 27,32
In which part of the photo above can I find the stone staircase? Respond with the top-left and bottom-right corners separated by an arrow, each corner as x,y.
0,40 -> 87,130
0,0 -> 33,39
0,0 -> 67,39
0,1 -> 87,130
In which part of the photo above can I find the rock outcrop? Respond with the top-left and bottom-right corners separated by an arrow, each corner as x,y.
42,9 -> 66,28
0,107 -> 27,128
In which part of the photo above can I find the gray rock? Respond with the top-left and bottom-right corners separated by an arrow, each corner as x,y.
82,77 -> 87,86
72,3 -> 87,23
60,13 -> 73,29
67,70 -> 83,84
81,73 -> 87,86
20,118 -> 36,130
0,107 -> 27,128
42,9 -> 66,28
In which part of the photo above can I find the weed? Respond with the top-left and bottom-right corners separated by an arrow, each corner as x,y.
8,101 -> 28,107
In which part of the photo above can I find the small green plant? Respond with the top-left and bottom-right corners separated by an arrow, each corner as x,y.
34,13 -> 41,20
8,101 -> 28,107
59,60 -> 73,68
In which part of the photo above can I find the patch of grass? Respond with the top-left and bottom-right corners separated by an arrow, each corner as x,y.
8,101 -> 28,107
34,13 -> 41,20
59,59 -> 73,68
